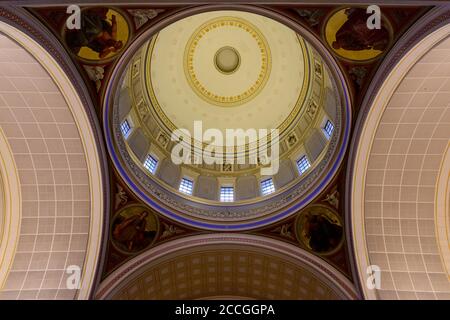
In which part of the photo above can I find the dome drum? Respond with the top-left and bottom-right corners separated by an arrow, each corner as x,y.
105,10 -> 351,231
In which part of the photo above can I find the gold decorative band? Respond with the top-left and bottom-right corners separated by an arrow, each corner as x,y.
183,16 -> 271,107
144,34 -> 310,145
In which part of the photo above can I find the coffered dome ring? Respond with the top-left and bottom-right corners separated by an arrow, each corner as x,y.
96,234 -> 358,299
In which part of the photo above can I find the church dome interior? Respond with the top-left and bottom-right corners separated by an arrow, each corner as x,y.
0,1 -> 448,304
107,10 -> 350,231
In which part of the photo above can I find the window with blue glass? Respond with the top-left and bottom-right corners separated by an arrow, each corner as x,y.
323,120 -> 334,139
120,119 -> 132,138
220,186 -> 234,202
296,155 -> 311,175
143,155 -> 158,174
260,178 -> 275,196
179,178 -> 194,195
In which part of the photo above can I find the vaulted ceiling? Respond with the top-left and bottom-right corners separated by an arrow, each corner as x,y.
0,2 -> 448,300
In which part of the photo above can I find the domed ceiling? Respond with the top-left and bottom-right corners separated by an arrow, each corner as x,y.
146,11 -> 306,140
107,10 -> 351,230
1,1 -> 441,301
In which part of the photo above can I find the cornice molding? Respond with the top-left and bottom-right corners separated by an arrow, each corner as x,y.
3,1 -> 449,6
